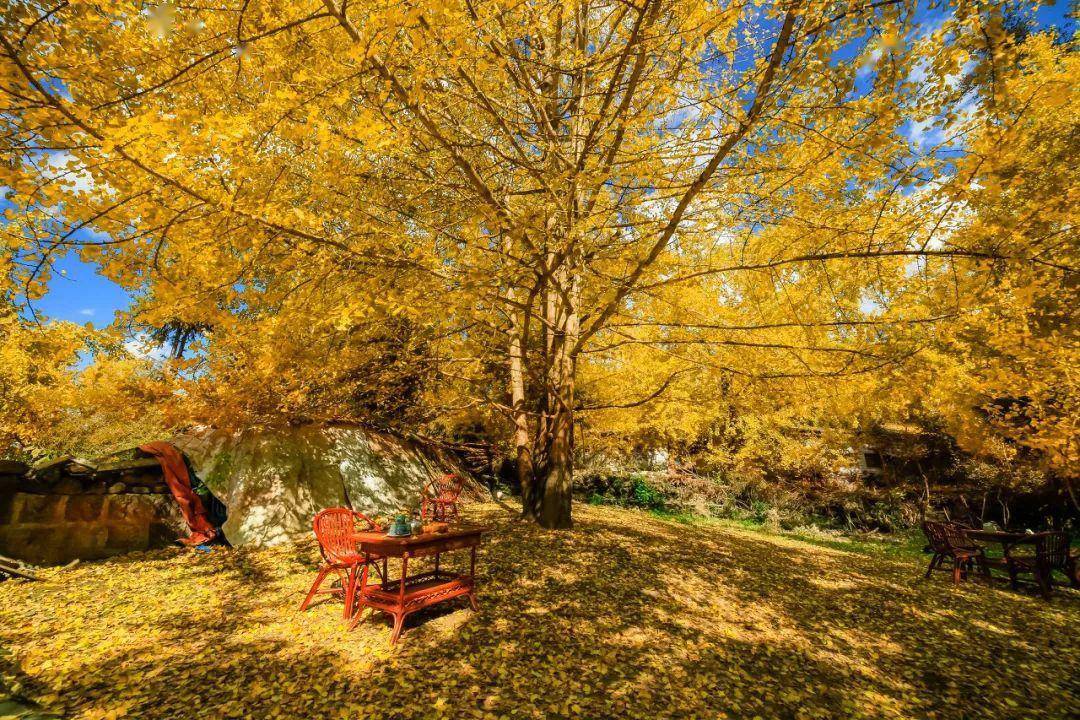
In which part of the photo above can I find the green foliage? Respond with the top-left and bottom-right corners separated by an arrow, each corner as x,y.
581,473 -> 666,511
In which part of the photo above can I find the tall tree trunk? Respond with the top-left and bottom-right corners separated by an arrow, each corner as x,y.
540,370 -> 574,529
535,266 -> 578,529
520,252 -> 578,529
1063,475 -> 1080,514
509,307 -> 535,517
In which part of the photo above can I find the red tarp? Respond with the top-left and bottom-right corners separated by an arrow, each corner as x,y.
139,441 -> 217,546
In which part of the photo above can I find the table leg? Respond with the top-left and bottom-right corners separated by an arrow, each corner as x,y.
389,555 -> 409,644
399,555 -> 409,602
468,545 -> 479,611
390,613 -> 406,644
1035,561 -> 1052,600
347,561 -> 371,630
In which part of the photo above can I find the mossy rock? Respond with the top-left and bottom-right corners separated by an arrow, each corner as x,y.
173,424 -> 475,547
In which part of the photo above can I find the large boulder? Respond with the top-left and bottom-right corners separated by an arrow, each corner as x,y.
174,424 -> 477,547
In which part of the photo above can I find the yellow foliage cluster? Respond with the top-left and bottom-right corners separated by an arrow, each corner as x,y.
0,1 -> 1074,510
0,303 -> 169,460
0,304 -> 84,459
576,32 -> 1078,481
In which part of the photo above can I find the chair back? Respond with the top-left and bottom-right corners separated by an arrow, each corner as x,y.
941,523 -> 972,550
424,473 -> 464,502
1036,532 -> 1071,569
922,521 -> 951,553
313,508 -> 376,564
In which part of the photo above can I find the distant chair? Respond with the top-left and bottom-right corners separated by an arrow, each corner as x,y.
922,521 -> 988,584
299,508 -> 384,620
420,473 -> 464,523
1006,532 -> 1079,600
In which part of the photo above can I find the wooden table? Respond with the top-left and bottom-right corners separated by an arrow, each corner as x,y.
964,529 -> 1042,554
963,529 -> 1045,585
349,526 -> 486,643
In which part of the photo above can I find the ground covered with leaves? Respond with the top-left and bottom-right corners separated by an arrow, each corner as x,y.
1,503 -> 1077,719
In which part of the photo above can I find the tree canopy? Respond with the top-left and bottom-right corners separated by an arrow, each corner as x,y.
1,0 -> 1076,524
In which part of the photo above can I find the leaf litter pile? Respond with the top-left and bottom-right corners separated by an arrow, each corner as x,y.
1,504 -> 1077,719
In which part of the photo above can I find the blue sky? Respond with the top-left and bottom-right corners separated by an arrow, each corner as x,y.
30,243 -> 131,327
20,0 -> 1076,330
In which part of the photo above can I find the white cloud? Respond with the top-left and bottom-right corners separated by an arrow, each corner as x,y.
908,58 -> 930,85
43,151 -> 96,194
78,308 -> 95,316
124,334 -> 171,363
857,48 -> 882,78
905,117 -> 946,150
859,293 -> 884,316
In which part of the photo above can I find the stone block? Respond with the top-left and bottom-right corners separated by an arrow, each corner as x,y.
0,525 -> 100,566
0,526 -> 39,563
93,457 -> 161,474
0,460 -> 29,476
149,520 -> 181,546
0,474 -> 24,495
13,494 -> 64,524
53,477 -> 84,494
0,491 -> 183,564
0,493 -> 16,525
105,521 -> 148,551
107,495 -> 138,522
28,456 -> 72,482
65,494 -> 107,522
57,525 -> 110,561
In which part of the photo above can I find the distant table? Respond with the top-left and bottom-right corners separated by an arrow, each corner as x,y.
349,526 -> 486,643
962,529 -> 1043,575
963,529 -> 1041,552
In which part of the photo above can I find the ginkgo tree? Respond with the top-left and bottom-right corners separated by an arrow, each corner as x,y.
1,0 -> 1073,527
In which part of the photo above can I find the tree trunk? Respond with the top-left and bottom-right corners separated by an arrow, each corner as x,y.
524,260 -> 578,529
540,386 -> 574,533
915,459 -> 930,521
509,308 -> 536,518
1063,475 -> 1080,513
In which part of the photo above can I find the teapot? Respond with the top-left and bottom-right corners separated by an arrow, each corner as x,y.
389,513 -> 411,536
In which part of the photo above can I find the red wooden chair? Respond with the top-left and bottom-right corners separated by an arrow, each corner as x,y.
420,473 -> 464,523
1006,532 -> 1079,600
299,508 -> 384,620
922,521 -> 988,584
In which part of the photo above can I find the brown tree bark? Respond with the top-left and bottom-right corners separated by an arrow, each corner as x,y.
532,264 -> 578,529
1063,475 -> 1080,514
539,378 -> 574,529
508,306 -> 536,518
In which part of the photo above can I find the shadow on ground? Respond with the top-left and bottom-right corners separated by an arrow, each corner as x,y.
1,504 -> 1076,719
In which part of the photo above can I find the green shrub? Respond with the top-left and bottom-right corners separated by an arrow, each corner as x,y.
577,472 -> 667,510
631,475 -> 665,510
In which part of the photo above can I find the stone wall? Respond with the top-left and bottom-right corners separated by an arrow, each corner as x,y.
0,491 -> 186,565
1,424 -> 481,562
0,458 -> 187,566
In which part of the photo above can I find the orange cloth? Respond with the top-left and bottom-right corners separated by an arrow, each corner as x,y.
139,441 -> 217,546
